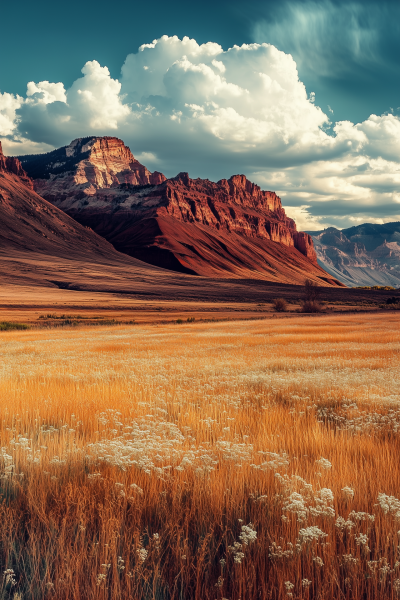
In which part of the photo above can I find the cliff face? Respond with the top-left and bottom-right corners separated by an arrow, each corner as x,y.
19,136 -> 165,192
18,137 -> 340,285
0,142 -> 33,188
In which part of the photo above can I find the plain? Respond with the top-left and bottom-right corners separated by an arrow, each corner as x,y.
1,313 -> 400,599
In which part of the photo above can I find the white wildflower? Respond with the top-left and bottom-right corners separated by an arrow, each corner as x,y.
355,533 -> 370,551
377,493 -> 400,519
3,569 -> 16,586
239,523 -> 257,545
269,542 -> 294,560
342,486 -> 355,500
285,581 -> 295,596
117,557 -> 125,571
254,451 -> 290,471
310,488 -> 335,519
87,472 -> 103,481
130,483 -> 143,494
348,510 -> 375,523
342,553 -> 359,565
336,517 -> 354,531
137,548 -> 148,563
228,541 -> 245,563
298,526 -> 327,546
315,457 -> 332,470
283,492 -> 309,523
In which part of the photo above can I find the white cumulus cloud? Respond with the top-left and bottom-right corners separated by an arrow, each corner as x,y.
0,34 -> 400,228
0,91 -> 22,136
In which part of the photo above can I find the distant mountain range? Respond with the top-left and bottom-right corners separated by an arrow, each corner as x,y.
17,136 -> 342,286
308,224 -> 400,287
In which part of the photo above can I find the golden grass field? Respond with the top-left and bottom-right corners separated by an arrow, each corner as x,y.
1,312 -> 400,599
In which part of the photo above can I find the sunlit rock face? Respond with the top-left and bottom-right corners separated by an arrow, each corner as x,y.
19,137 -> 340,285
19,136 -> 165,198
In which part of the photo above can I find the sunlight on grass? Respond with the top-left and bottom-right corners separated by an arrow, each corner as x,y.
0,313 -> 400,599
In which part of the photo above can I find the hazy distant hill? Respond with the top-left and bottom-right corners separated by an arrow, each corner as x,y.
307,223 -> 400,287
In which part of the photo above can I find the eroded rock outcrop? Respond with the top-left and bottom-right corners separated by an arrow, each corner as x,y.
18,137 -> 340,285
0,142 -> 33,188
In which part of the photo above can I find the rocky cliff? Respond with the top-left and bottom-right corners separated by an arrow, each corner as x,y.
18,137 -> 342,286
309,225 -> 400,287
0,141 -> 33,187
1,139 -> 201,296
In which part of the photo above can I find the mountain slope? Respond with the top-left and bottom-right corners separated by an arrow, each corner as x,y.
0,141 -> 205,296
308,225 -> 400,287
18,137 -> 343,287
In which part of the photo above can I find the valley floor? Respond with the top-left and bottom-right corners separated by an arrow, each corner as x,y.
0,283 -> 398,329
1,313 -> 400,598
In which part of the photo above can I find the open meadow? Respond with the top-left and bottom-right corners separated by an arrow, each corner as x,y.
1,313 -> 400,599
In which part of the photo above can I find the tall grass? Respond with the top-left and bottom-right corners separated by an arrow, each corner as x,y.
0,314 -> 400,599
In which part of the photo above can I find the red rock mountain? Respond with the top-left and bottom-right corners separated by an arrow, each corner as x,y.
0,140 -> 183,294
18,137 -> 342,286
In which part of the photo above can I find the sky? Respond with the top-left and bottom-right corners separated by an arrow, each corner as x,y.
0,0 -> 399,230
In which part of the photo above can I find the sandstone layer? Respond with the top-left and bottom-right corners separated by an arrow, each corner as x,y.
19,137 -> 342,286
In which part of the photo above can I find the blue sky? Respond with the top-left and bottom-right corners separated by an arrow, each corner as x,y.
1,0 -> 400,229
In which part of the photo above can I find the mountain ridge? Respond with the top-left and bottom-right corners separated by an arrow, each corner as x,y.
18,136 -> 343,286
307,223 -> 400,287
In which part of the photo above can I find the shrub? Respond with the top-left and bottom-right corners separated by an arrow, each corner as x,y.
272,298 -> 287,312
304,279 -> 321,302
187,317 -> 195,323
301,300 -> 322,313
0,321 -> 30,331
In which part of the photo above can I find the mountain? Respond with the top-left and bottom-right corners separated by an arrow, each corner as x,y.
308,224 -> 400,287
0,141 -> 198,296
18,137 -> 342,286
1,141 -> 345,300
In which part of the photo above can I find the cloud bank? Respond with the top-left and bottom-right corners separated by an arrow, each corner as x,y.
1,35 -> 399,229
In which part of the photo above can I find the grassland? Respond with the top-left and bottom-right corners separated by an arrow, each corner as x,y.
1,313 -> 400,599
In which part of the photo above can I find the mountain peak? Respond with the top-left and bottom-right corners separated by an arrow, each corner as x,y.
18,136 -> 166,188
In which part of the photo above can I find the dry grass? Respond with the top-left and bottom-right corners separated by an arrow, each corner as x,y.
1,313 -> 400,599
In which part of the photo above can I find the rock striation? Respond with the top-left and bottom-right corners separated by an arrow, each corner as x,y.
19,136 -> 165,191
309,224 -> 400,287
18,137 -> 342,286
